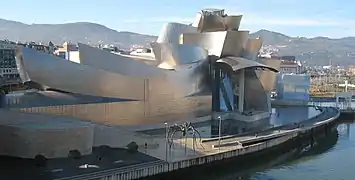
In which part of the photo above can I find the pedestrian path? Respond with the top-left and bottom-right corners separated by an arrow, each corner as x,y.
139,107 -> 339,162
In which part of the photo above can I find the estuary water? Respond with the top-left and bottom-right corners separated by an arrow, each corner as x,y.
247,123 -> 354,180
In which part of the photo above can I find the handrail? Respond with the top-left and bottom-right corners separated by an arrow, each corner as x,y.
202,106 -> 338,143
54,160 -> 165,180
212,107 -> 340,148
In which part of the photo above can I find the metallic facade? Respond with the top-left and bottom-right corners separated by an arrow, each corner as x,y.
242,38 -> 263,60
14,9 -> 280,125
156,23 -> 197,44
181,31 -> 249,57
151,43 -> 208,69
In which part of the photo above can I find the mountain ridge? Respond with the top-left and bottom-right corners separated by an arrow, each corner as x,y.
1,18 -> 354,66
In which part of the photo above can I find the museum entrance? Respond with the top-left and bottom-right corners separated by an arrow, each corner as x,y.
211,62 -> 244,113
210,62 -> 247,137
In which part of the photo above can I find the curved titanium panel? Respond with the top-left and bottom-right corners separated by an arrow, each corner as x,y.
181,31 -> 249,57
217,57 -> 279,73
16,47 -> 146,100
258,59 -> 281,91
151,42 -> 208,68
217,56 -> 279,112
15,46 -> 31,82
148,60 -> 212,101
78,43 -> 164,77
243,69 -> 268,112
242,38 -> 263,60
196,15 -> 243,32
156,23 -> 197,44
16,46 -> 211,102
157,62 -> 175,70
118,54 -> 159,67
150,42 -> 163,64
9,8 -> 281,129
192,12 -> 203,27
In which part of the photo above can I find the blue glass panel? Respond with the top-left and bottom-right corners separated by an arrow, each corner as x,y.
219,73 -> 234,112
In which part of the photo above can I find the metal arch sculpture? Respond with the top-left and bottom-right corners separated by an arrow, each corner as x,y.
167,122 -> 202,153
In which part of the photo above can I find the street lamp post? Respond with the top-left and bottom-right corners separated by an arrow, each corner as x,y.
164,122 -> 168,162
218,116 -> 222,151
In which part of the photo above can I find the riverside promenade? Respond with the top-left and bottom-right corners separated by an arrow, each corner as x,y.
54,106 -> 340,180
309,100 -> 355,119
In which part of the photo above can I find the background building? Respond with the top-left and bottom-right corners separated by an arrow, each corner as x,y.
54,42 -> 80,63
17,42 -> 54,54
348,66 -> 355,75
0,42 -> 20,86
279,60 -> 303,74
276,74 -> 311,101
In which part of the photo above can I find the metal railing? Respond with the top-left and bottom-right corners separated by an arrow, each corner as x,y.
308,101 -> 353,110
54,160 -> 165,180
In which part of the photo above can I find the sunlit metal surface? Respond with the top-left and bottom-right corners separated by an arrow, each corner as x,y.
16,47 -> 146,100
16,45 -> 212,100
258,59 -> 281,91
244,69 -> 269,112
152,22 -> 198,64
196,15 -> 243,32
181,31 -> 249,57
151,42 -> 208,68
216,57 -> 278,112
156,23 -> 197,44
78,43 -> 164,77
217,57 -> 279,72
242,38 -> 263,60
13,8 -> 280,126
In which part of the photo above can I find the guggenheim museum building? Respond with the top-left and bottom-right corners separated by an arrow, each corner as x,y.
0,8 -> 281,159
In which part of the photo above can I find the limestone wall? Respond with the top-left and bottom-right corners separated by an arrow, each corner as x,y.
93,125 -> 159,148
13,96 -> 212,126
0,109 -> 94,159
0,125 -> 93,159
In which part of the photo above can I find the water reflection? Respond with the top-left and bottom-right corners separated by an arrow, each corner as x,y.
337,124 -> 350,139
249,123 -> 353,180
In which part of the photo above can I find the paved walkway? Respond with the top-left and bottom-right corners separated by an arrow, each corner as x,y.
138,107 -> 339,162
125,115 -> 212,132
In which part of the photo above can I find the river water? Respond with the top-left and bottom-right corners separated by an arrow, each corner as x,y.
247,123 -> 354,180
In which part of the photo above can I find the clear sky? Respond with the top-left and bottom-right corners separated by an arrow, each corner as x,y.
1,0 -> 354,38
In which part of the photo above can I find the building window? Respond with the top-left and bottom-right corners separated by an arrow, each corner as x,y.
58,52 -> 66,59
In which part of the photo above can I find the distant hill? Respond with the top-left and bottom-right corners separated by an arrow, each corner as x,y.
251,29 -> 355,66
1,18 -> 355,66
0,19 -> 156,50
